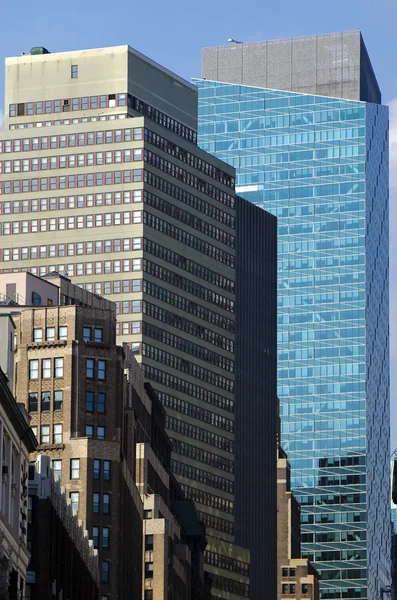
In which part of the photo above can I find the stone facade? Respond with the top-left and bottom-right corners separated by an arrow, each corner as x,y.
277,446 -> 319,600
0,368 -> 36,600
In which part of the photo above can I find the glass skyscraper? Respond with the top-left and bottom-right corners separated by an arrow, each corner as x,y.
194,79 -> 390,599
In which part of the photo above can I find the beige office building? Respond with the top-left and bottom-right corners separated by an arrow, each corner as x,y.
0,46 -> 250,598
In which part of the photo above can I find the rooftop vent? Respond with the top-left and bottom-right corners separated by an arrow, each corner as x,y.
30,47 -> 50,56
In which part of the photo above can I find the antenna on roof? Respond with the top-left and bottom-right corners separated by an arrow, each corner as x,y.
228,38 -> 243,44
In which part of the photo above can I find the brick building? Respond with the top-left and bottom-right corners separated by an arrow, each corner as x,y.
27,454 -> 99,599
13,304 -> 143,600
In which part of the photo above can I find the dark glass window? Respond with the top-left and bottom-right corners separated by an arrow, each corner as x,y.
86,391 -> 94,412
98,393 -> 106,413
86,359 -> 94,379
28,392 -> 38,412
41,391 -> 51,411
145,535 -> 153,551
103,460 -> 111,481
144,562 -> 153,579
54,390 -> 63,411
93,459 -> 101,480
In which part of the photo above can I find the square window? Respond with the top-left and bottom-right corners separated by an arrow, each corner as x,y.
71,65 -> 78,79
70,458 -> 80,479
29,360 -> 39,380
54,390 -> 63,411
93,459 -> 101,480
86,425 -> 94,438
52,459 -> 62,481
28,392 -> 38,412
41,391 -> 51,411
86,391 -> 94,412
86,359 -> 95,379
83,327 -> 91,341
53,424 -> 63,444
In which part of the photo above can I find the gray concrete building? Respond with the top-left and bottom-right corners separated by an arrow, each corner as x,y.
202,30 -> 381,103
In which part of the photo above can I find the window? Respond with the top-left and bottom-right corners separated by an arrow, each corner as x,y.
86,391 -> 94,412
282,584 -> 288,595
144,591 -> 153,600
46,327 -> 55,341
302,584 -> 309,594
59,326 -> 67,340
70,491 -> 79,512
145,562 -> 153,579
55,358 -> 64,378
53,424 -> 62,444
290,585 -> 296,594
70,458 -> 80,479
86,359 -> 95,378
103,460 -> 111,481
97,426 -> 105,440
42,359 -> 51,379
94,328 -> 103,342
102,527 -> 110,548
40,425 -> 50,444
98,393 -> 106,414
103,493 -> 110,514
28,393 -> 38,412
102,561 -> 110,583
52,460 -> 62,481
93,526 -> 99,548
71,65 -> 78,79
31,426 -> 38,439
144,510 -> 152,520
145,534 -> 153,551
282,568 -> 288,577
98,360 -> 106,380
86,425 -> 94,438
93,459 -> 101,480
29,360 -> 39,380
54,390 -> 63,411
289,568 -> 295,577
93,492 -> 100,513
41,391 -> 51,411
33,328 -> 43,342
83,327 -> 91,341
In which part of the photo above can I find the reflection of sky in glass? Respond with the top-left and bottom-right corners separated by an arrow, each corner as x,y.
195,79 -> 390,599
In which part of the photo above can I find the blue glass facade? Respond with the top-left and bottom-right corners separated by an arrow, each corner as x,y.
195,80 -> 390,599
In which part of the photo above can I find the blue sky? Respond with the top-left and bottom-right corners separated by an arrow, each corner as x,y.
1,0 -> 397,446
